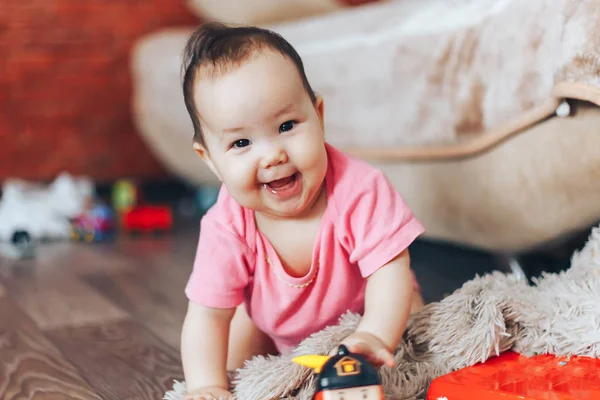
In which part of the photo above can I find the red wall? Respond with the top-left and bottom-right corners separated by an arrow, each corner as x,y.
1,1 -> 199,183
1,0 -> 379,183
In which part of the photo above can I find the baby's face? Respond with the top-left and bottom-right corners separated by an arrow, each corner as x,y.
193,49 -> 328,219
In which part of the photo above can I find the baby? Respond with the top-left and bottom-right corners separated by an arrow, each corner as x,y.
180,22 -> 426,400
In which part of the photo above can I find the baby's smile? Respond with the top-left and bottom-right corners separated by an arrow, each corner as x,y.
262,171 -> 301,199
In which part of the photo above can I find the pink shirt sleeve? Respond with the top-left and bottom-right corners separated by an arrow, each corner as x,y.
338,170 -> 425,277
185,211 -> 253,309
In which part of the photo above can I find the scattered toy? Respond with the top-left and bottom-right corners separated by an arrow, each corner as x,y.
71,201 -> 116,243
0,229 -> 36,260
427,350 -> 600,399
112,179 -> 138,214
0,172 -> 93,242
121,205 -> 172,234
294,344 -> 384,400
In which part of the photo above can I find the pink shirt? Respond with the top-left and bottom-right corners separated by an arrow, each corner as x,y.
185,144 -> 425,353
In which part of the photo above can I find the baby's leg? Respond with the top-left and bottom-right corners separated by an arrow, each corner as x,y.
227,304 -> 278,371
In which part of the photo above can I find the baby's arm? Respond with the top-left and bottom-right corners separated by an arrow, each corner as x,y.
181,300 -> 235,396
360,248 -> 413,347
339,248 -> 414,366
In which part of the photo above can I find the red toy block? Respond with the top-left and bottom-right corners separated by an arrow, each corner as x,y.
121,205 -> 172,233
427,351 -> 600,400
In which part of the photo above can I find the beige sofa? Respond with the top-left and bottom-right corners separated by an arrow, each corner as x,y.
130,0 -> 600,253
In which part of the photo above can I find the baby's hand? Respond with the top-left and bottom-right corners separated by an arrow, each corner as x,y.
184,386 -> 233,400
333,331 -> 396,368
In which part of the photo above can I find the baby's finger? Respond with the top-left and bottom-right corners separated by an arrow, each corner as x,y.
375,347 -> 396,368
330,338 -> 366,356
342,340 -> 372,356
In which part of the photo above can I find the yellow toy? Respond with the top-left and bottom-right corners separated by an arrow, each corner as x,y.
111,179 -> 137,214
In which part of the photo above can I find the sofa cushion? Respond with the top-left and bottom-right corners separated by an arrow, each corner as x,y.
185,0 -> 383,25
130,0 -> 600,251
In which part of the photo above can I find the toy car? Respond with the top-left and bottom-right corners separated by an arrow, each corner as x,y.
293,344 -> 384,399
71,202 -> 115,243
121,205 -> 172,233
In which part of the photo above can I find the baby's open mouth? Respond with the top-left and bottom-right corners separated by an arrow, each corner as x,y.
264,172 -> 298,194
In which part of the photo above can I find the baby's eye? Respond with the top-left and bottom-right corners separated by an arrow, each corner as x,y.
231,139 -> 250,148
279,120 -> 296,133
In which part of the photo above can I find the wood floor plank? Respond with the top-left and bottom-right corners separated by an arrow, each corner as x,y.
83,233 -> 194,349
83,266 -> 188,349
46,319 -> 183,400
2,273 -> 128,331
7,242 -> 138,278
67,243 -> 139,277
114,238 -> 197,275
0,298 -> 102,400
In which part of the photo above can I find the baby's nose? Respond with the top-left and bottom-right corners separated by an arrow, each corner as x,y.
260,147 -> 288,169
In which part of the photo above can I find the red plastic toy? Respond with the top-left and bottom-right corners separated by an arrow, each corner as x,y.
121,205 -> 172,233
427,351 -> 600,400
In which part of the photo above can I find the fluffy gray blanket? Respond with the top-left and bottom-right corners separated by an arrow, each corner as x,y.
165,225 -> 600,399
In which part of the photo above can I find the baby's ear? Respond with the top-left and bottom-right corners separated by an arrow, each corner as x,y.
315,95 -> 325,130
193,141 -> 207,159
193,142 -> 222,181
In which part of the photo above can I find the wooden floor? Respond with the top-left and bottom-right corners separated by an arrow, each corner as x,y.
0,224 -> 201,400
0,215 -> 581,399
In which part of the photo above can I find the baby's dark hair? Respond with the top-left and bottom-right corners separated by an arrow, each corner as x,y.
181,21 -> 317,145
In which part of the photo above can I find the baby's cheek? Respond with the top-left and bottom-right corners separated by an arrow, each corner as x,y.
220,163 -> 255,193
308,146 -> 328,178
298,140 -> 327,171
234,169 -> 257,191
